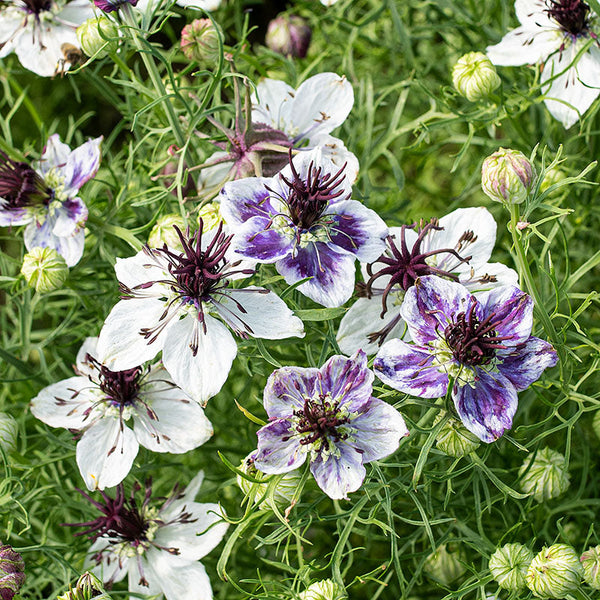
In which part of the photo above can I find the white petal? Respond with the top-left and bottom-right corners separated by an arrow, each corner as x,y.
252,79 -> 296,131
55,0 -> 95,26
305,134 -> 360,183
127,555 -> 162,597
75,337 -> 101,378
461,262 -> 519,291
0,9 -> 23,57
87,539 -> 128,585
76,418 -> 139,490
177,0 -> 222,9
515,0 -> 554,27
23,218 -> 85,267
114,249 -> 170,289
162,313 -> 237,404
486,26 -> 561,66
38,134 -> 72,176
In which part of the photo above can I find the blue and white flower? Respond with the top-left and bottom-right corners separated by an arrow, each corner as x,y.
30,337 -> 213,490
253,351 -> 409,500
487,0 -> 600,128
373,276 -> 558,443
96,223 -> 305,405
0,134 -> 102,266
336,207 -> 519,356
220,148 -> 388,308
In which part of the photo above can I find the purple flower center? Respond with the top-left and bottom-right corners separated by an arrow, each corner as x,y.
0,152 -> 52,210
546,0 -> 590,35
277,155 -> 347,230
89,355 -> 143,407
365,220 -> 472,317
22,0 -> 52,14
293,395 -> 349,449
443,302 -> 508,366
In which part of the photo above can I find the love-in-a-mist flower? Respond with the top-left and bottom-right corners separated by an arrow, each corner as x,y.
373,276 -> 558,443
220,148 -> 387,307
68,472 -> 228,600
0,134 -> 101,266
336,207 -> 519,356
486,0 -> 600,128
253,351 -> 408,500
0,0 -> 93,76
30,338 -> 212,490
97,223 -> 304,405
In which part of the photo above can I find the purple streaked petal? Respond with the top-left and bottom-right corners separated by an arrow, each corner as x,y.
62,137 -> 102,196
0,204 -> 32,227
400,276 -> 472,345
23,219 -> 85,267
351,397 -> 409,462
498,336 -> 558,391
254,420 -> 307,473
325,199 -> 388,262
229,216 -> 294,262
320,351 -> 373,411
309,442 -> 365,500
219,177 -> 276,226
52,197 -> 88,237
37,134 -> 71,175
452,369 -> 518,443
263,366 -> 319,419
276,243 -> 356,307
374,338 -> 449,398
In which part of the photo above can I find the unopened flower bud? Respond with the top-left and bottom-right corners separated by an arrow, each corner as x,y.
266,14 -> 312,59
540,166 -> 566,194
481,148 -> 536,205
434,414 -> 480,457
489,543 -> 534,592
21,247 -> 68,293
197,202 -> 223,231
299,579 -> 345,600
148,214 -> 187,250
452,52 -> 500,102
519,447 -> 570,503
526,544 -> 583,598
0,545 -> 25,600
159,146 -> 195,197
58,572 -> 111,600
581,546 -> 600,590
77,16 -> 118,58
237,451 -> 301,510
0,414 -> 18,455
180,19 -> 220,64
423,544 -> 466,585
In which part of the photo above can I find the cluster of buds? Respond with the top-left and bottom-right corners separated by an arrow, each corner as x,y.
519,447 -> 570,503
481,148 -> 536,205
452,52 -> 501,102
21,247 -> 69,294
266,14 -> 312,59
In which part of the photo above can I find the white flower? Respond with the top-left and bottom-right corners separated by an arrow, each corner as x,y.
97,223 -> 305,405
30,337 -> 213,490
336,207 -> 519,356
486,0 -> 600,128
71,472 -> 228,600
0,0 -> 94,76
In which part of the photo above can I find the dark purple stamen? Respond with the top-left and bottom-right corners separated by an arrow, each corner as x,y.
444,301 -> 510,366
86,354 -> 143,407
21,0 -> 52,13
292,395 -> 349,450
0,152 -> 52,210
546,0 -> 590,35
365,220 -> 472,317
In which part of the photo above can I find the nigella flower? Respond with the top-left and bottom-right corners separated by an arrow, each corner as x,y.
0,134 -> 102,266
30,337 -> 213,490
373,276 -> 558,443
220,148 -> 388,308
0,0 -> 93,76
68,472 -> 228,600
486,0 -> 600,128
253,351 -> 409,500
336,207 -> 519,356
93,0 -> 137,12
96,223 -> 304,405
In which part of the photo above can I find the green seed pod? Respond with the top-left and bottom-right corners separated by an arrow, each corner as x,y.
489,543 -> 534,591
76,16 -> 118,59
423,544 -> 466,585
298,579 -> 346,600
481,148 -> 536,205
147,214 -> 187,250
0,545 -> 25,600
0,414 -> 18,455
180,18 -> 221,65
452,52 -> 501,102
580,545 -> 600,590
519,447 -> 570,503
434,414 -> 480,457
526,544 -> 583,598
57,572 -> 112,600
21,247 -> 68,293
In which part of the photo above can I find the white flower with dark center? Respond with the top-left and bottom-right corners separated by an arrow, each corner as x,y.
486,0 -> 600,128
30,337 -> 213,490
0,0 -> 93,76
67,472 -> 228,600
97,222 -> 305,405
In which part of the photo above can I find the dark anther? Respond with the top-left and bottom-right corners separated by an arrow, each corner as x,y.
0,152 -> 52,210
546,0 -> 590,36
294,395 -> 349,449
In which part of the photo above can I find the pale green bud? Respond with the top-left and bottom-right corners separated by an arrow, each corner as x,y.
0,414 -> 18,455
580,545 -> 600,590
452,52 -> 501,102
423,544 -> 466,585
489,543 -> 534,591
57,572 -> 111,600
526,544 -> 583,598
21,247 -> 68,293
197,202 -> 223,231
237,452 -> 301,511
519,447 -> 570,503
76,16 -> 118,59
147,214 -> 187,250
434,414 -> 480,457
481,148 -> 536,205
540,166 -> 566,194
180,19 -> 221,64
298,579 -> 346,600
